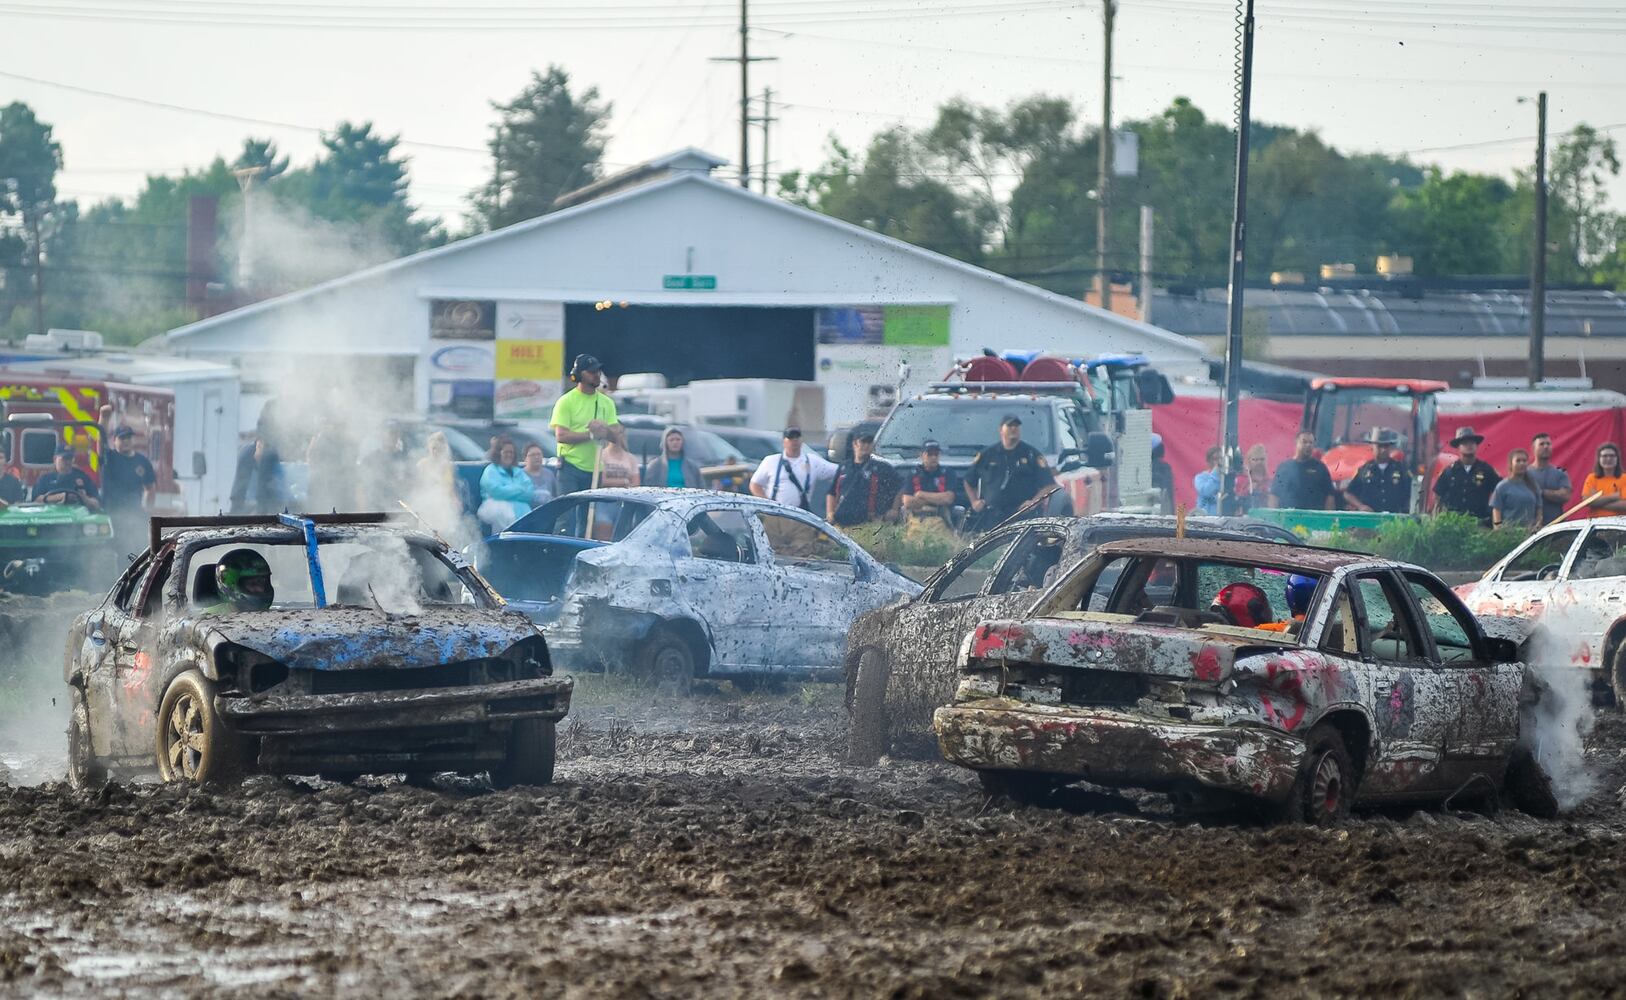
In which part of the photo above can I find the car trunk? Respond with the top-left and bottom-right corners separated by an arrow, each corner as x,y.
479,535 -> 604,621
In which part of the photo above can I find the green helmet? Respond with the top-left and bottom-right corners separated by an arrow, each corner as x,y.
216,548 -> 274,611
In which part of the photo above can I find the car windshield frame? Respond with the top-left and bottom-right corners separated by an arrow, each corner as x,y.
875,399 -> 1058,459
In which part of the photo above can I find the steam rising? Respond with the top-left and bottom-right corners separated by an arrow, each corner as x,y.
1523,619 -> 1599,811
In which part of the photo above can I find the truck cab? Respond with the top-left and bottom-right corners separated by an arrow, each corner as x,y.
1304,377 -> 1447,512
874,353 -> 1160,518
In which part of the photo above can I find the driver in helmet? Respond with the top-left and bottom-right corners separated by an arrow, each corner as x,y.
1210,582 -> 1272,629
31,446 -> 101,510
1260,574 -> 1317,633
202,548 -> 275,615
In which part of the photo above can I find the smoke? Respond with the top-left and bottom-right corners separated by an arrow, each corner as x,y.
235,195 -> 402,296
0,590 -> 94,786
1521,618 -> 1599,810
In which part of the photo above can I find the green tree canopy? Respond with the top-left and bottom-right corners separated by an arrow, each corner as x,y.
469,67 -> 611,231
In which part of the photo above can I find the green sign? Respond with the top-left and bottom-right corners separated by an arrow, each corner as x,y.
882,305 -> 950,346
662,274 -> 717,290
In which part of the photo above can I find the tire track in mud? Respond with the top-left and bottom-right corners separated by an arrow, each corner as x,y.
4,693 -> 1626,996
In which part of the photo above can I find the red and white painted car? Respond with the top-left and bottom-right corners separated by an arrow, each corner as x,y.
1457,516 -> 1626,697
934,537 -> 1556,822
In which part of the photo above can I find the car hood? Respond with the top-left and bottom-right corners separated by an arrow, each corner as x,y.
199,606 -> 540,671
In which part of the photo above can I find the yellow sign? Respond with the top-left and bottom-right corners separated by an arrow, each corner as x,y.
494,339 -> 563,381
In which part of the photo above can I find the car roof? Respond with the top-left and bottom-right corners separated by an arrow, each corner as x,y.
545,486 -> 786,514
1092,536 -> 1394,573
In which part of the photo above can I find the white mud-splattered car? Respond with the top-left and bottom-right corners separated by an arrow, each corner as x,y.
1457,516 -> 1626,700
480,488 -> 920,690
933,537 -> 1557,823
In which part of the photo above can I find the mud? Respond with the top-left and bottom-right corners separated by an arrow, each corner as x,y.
6,681 -> 1626,996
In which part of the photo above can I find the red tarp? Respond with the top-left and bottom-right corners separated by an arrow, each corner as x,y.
1152,397 -> 1626,511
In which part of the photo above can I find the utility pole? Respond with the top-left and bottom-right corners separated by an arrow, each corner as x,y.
1217,0 -> 1256,514
1095,0 -> 1115,313
231,165 -> 266,290
1530,90 -> 1548,387
710,0 -> 776,187
752,87 -> 778,195
1138,204 -> 1154,324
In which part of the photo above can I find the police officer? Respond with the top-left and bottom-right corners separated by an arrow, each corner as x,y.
1433,425 -> 1500,526
1344,429 -> 1412,514
965,414 -> 1057,532
31,446 -> 101,509
900,440 -> 961,524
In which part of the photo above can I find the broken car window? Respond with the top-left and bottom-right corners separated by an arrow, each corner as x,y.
936,532 -> 1022,601
990,531 -> 1066,594
1353,575 -> 1418,662
1405,574 -> 1477,664
687,511 -> 756,564
1082,556 -> 1132,611
757,512 -> 852,571
1321,586 -> 1361,655
512,497 -> 655,541
185,538 -> 467,611
1502,529 -> 1581,581
1571,529 -> 1626,580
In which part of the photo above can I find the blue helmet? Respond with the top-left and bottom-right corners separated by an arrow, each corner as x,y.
1285,575 -> 1317,616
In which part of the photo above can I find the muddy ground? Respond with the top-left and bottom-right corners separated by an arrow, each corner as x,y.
3,669 -> 1626,999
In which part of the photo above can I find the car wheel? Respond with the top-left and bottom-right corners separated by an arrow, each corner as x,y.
847,647 -> 892,765
636,625 -> 694,696
1278,724 -> 1356,825
1503,747 -> 1559,819
490,718 -> 557,789
67,690 -> 107,791
979,769 -> 1060,807
155,669 -> 248,786
1610,642 -> 1626,708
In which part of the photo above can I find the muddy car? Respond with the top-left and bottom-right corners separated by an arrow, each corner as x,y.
64,513 -> 572,788
845,514 -> 1301,761
933,537 -> 1555,823
1457,515 -> 1626,700
480,488 -> 920,689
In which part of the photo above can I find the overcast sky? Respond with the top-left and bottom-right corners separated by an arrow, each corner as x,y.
4,0 -> 1623,231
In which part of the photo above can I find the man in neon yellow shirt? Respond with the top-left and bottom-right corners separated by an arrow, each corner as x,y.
551,354 -> 624,503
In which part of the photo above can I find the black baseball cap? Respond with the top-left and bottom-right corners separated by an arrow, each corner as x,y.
113,426 -> 134,439
1000,413 -> 1023,427
54,444 -> 75,457
853,429 -> 876,443
921,440 -> 941,452
782,426 -> 802,439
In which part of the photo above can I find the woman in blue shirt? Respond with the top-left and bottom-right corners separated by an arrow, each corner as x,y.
478,436 -> 532,532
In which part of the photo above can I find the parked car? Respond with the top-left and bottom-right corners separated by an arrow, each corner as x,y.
439,419 -> 558,459
618,416 -> 754,491
1457,515 -> 1626,701
702,424 -> 784,463
479,488 -> 920,690
845,513 -> 1302,760
932,536 -> 1556,823
64,513 -> 572,788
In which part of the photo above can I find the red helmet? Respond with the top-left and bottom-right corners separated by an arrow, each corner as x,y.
1211,582 -> 1271,628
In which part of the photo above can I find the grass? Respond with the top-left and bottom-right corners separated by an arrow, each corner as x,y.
1320,512 -> 1529,571
843,519 -> 965,570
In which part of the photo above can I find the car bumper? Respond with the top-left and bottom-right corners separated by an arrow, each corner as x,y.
933,700 -> 1306,802
215,676 -> 574,736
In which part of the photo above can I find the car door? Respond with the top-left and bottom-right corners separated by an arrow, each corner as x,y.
886,526 -> 1033,677
107,546 -> 176,758
1401,571 -> 1521,783
1552,525 -> 1626,670
80,553 -> 149,757
676,508 -> 776,670
1343,571 -> 1457,798
754,510 -> 866,668
1465,526 -> 1584,625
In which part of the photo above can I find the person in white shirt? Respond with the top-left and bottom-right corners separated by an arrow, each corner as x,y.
749,427 -> 837,512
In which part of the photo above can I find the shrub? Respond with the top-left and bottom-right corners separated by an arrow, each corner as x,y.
844,519 -> 964,570
1322,512 -> 1527,571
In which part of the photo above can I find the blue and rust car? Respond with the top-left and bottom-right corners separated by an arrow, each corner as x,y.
64,513 -> 571,788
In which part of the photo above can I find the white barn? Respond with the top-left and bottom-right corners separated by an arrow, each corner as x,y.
160,149 -> 1206,430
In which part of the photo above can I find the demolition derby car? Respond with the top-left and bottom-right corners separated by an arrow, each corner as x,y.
1458,515 -> 1626,700
845,514 -> 1301,761
933,537 -> 1556,823
480,488 -> 920,688
65,513 -> 572,787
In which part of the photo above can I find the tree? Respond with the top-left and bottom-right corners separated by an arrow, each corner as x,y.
1390,168 -> 1517,275
1547,124 -> 1621,283
0,102 -> 65,335
919,95 -> 1072,246
469,67 -> 611,231
780,132 -> 988,264
233,138 -> 290,182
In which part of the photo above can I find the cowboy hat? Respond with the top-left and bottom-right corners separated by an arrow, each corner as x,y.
1449,426 -> 1484,447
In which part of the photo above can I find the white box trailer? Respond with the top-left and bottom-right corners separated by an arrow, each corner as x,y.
0,353 -> 241,515
617,377 -> 827,436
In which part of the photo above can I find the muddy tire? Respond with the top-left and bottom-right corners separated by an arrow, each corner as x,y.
67,690 -> 107,791
155,669 -> 248,786
979,770 -> 1060,807
635,626 -> 694,697
1277,724 -> 1356,825
1504,747 -> 1559,819
1610,643 -> 1626,709
847,648 -> 892,765
490,718 -> 557,789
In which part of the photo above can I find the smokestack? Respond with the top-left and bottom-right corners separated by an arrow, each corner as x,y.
185,195 -> 218,316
